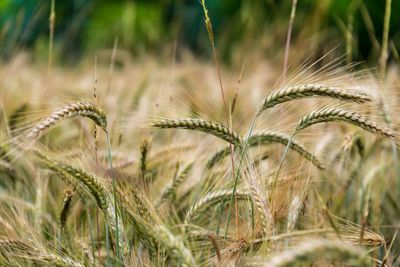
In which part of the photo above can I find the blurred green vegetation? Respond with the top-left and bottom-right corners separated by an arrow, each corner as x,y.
0,0 -> 399,64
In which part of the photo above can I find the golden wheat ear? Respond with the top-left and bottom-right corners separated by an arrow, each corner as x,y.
296,107 -> 396,139
259,84 -> 372,114
151,118 -> 242,146
25,101 -> 107,141
206,131 -> 324,170
263,239 -> 371,266
184,189 -> 250,225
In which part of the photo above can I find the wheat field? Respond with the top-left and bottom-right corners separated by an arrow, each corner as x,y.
1,1 -> 400,267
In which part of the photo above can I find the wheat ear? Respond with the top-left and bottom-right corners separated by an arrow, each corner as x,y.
157,163 -> 193,206
0,239 -> 84,267
37,154 -> 108,211
297,107 -> 396,138
59,189 -> 74,230
154,225 -> 196,267
249,131 -> 325,169
36,153 -> 125,254
26,101 -> 107,140
246,171 -> 274,237
263,239 -> 370,267
151,118 -> 242,146
115,187 -> 158,257
185,189 -> 250,224
259,84 -> 371,112
219,239 -> 248,265
206,131 -> 324,170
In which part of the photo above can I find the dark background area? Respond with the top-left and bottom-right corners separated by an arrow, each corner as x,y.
1,0 -> 399,65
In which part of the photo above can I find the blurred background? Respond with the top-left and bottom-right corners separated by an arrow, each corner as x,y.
0,0 -> 399,66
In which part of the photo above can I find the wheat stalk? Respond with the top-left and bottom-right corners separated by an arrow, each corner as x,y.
259,84 -> 371,112
296,107 -> 396,138
151,118 -> 242,146
26,101 -> 107,140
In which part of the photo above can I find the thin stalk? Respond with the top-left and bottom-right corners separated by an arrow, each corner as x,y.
106,223 -> 110,266
215,200 -> 225,235
93,56 -> 101,267
106,131 -> 121,265
346,5 -> 354,64
200,0 -> 239,237
283,0 -> 298,80
380,0 -> 392,79
87,208 -> 97,266
48,0 -> 55,70
224,115 -> 259,238
272,131 -> 297,194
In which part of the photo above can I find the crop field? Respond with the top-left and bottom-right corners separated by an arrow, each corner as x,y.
0,1 -> 399,266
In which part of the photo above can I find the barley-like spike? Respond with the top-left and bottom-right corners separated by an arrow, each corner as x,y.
139,140 -> 150,180
185,189 -> 250,224
26,101 -> 107,140
115,187 -> 158,257
259,84 -> 371,112
154,225 -> 196,267
219,239 -> 248,265
37,155 -> 108,211
206,131 -> 324,170
158,163 -> 193,206
249,131 -> 325,169
0,239 -> 84,267
35,152 -> 125,254
59,189 -> 74,230
37,154 -> 86,200
297,107 -> 396,139
246,175 -> 274,237
263,239 -> 371,267
151,118 -> 242,146
206,147 -> 233,169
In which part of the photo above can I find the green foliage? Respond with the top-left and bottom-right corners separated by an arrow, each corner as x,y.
84,2 -> 164,53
